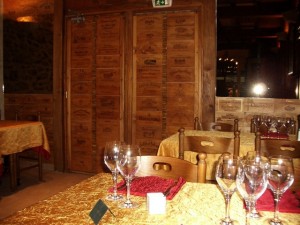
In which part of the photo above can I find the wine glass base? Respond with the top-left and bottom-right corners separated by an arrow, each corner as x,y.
118,201 -> 139,209
220,218 -> 239,225
269,219 -> 284,225
262,218 -> 285,225
106,194 -> 123,201
249,210 -> 262,218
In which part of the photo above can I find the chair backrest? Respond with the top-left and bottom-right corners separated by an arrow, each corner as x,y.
255,132 -> 300,190
255,132 -> 300,157
194,117 -> 239,132
136,155 -> 205,183
179,127 -> 240,158
178,128 -> 240,182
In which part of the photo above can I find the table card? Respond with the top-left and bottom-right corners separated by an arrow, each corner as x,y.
147,192 -> 166,214
89,199 -> 114,224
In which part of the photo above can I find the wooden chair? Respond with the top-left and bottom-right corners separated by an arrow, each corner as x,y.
15,111 -> 44,183
255,132 -> 300,190
136,155 -> 205,183
178,127 -> 240,182
194,117 -> 239,132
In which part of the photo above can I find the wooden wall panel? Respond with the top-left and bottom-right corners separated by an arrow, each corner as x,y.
63,1 -> 216,172
95,14 -> 124,172
133,13 -> 164,154
166,12 -> 198,135
67,16 -> 94,173
133,11 -> 199,154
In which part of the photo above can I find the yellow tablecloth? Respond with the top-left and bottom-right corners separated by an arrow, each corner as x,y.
0,120 -> 50,156
1,173 -> 299,224
0,120 -> 50,189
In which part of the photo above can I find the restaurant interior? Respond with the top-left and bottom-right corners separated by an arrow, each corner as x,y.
0,0 -> 300,224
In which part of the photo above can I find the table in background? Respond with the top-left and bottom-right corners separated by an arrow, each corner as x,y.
0,120 -> 50,190
157,130 -> 297,180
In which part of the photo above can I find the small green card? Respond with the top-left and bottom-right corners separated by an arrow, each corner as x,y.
89,199 -> 111,225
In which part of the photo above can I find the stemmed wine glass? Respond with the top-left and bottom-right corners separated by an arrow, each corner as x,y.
117,144 -> 141,208
275,118 -> 283,134
266,116 -> 273,134
104,141 -> 123,201
266,155 -> 294,225
215,153 -> 240,225
243,151 -> 270,218
236,155 -> 269,225
254,115 -> 262,132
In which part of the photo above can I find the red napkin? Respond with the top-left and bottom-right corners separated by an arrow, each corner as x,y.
110,176 -> 186,200
261,133 -> 289,140
256,189 -> 300,213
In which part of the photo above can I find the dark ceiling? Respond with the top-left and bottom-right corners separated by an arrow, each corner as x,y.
217,0 -> 299,51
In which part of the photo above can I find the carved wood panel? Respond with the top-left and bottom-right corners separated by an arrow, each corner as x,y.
133,11 -> 199,153
66,14 -> 124,173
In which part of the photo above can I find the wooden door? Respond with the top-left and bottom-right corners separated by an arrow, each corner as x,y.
132,11 -> 200,154
65,14 -> 124,173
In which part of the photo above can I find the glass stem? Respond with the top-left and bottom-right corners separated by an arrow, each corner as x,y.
273,192 -> 281,222
249,199 -> 256,215
125,178 -> 132,205
112,170 -> 118,197
245,199 -> 254,225
224,193 -> 232,222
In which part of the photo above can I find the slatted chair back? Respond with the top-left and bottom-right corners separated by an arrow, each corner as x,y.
255,132 -> 300,190
194,117 -> 239,132
178,128 -> 240,182
136,155 -> 205,183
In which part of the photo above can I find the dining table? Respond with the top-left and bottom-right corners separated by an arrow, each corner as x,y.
157,130 -> 298,180
0,172 -> 299,224
0,120 -> 50,190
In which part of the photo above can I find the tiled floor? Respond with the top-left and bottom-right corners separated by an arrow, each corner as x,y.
0,164 -> 92,220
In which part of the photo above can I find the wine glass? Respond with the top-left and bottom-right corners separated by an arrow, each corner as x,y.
215,153 -> 240,225
104,141 -> 123,201
266,116 -> 273,134
266,155 -> 294,225
117,144 -> 141,208
275,118 -> 283,134
243,151 -> 270,218
236,156 -> 269,225
255,115 -> 262,132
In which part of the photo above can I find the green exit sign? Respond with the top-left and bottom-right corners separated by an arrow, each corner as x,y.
152,0 -> 172,7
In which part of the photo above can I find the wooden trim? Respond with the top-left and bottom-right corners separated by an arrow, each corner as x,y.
201,0 -> 216,123
126,12 -> 134,144
53,0 -> 65,171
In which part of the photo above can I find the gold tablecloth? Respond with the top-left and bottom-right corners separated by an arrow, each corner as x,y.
0,120 -> 50,189
1,173 -> 299,224
0,120 -> 50,156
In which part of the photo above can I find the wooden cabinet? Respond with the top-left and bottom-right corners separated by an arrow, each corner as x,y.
64,2 -> 216,173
